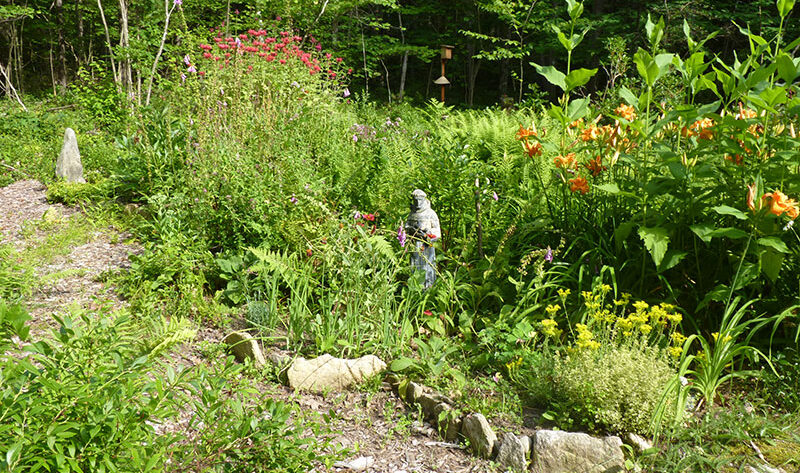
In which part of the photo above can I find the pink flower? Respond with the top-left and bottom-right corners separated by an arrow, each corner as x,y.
492,191 -> 498,201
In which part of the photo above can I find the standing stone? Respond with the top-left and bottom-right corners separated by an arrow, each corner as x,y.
531,430 -> 625,473
496,432 -> 528,472
55,128 -> 85,184
405,189 -> 441,288
461,413 -> 496,459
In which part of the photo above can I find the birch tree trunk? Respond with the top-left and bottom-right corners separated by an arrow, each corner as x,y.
96,0 -> 119,89
55,0 -> 68,92
118,0 -> 133,101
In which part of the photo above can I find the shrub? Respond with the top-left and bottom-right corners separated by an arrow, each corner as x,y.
548,344 -> 675,434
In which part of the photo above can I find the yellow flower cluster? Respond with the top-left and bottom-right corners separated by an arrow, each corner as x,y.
558,285 -> 687,359
541,318 -> 562,338
505,357 -> 524,371
576,323 -> 601,350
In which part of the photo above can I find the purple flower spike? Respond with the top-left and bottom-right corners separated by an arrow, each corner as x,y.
544,246 -> 553,263
183,54 -> 191,66
397,226 -> 407,248
492,191 -> 499,201
173,0 -> 182,6
290,195 -> 297,204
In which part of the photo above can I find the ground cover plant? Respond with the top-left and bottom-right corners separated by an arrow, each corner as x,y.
1,0 -> 800,470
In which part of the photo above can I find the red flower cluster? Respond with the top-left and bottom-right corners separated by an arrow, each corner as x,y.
195,29 -> 347,78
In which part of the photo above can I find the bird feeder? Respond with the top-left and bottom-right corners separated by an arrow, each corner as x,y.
435,45 -> 454,102
440,45 -> 454,60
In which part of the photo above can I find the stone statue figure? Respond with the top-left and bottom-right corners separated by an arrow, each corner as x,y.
405,189 -> 441,288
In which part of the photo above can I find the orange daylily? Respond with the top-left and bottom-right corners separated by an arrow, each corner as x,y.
581,124 -> 600,142
762,191 -> 800,219
554,153 -> 577,169
682,118 -> 715,140
569,176 -> 590,194
516,125 -> 536,141
615,103 -> 636,121
523,139 -> 543,157
735,102 -> 757,120
585,156 -> 607,176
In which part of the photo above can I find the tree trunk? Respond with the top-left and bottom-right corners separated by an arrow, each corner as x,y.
397,11 -> 407,101
97,0 -> 119,88
56,0 -> 68,92
118,0 -> 133,101
76,0 -> 85,65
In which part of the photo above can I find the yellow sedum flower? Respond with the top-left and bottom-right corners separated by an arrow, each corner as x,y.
671,332 -> 687,345
668,346 -> 683,359
541,319 -> 562,338
545,304 -> 561,316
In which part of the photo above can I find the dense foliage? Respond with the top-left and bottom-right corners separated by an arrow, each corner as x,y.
2,0 -> 800,470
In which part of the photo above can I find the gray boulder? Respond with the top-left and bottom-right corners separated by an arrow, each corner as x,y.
55,128 -> 85,183
461,413 -> 496,459
496,432 -> 528,472
223,331 -> 266,368
287,354 -> 386,393
531,430 -> 625,473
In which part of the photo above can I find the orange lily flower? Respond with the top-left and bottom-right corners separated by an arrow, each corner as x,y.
569,176 -> 590,194
615,103 -> 636,121
554,153 -> 577,169
585,156 -> 607,176
581,124 -> 600,142
523,139 -> 543,157
516,125 -> 536,141
762,191 -> 800,219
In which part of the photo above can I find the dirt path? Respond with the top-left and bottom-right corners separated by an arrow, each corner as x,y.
0,180 -> 493,473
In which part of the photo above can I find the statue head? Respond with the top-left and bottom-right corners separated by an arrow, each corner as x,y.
410,189 -> 430,213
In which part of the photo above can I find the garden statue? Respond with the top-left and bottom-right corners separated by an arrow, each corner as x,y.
405,189 -> 441,288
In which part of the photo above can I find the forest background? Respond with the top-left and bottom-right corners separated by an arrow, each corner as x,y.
2,0 -> 800,106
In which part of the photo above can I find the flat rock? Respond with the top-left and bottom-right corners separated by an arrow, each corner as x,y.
223,331 -> 266,368
531,430 -> 624,473
333,456 -> 374,471
461,413 -> 496,459
287,354 -> 386,392
496,432 -> 527,472
55,128 -> 85,184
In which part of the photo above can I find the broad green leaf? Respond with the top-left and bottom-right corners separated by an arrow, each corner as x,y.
567,97 -> 590,120
615,221 -> 636,252
565,68 -> 597,92
619,87 -> 638,107
776,53 -> 799,83
634,49 -> 659,87
567,0 -> 584,20
390,357 -> 416,372
758,236 -> 789,253
531,63 -> 566,91
659,250 -> 687,272
596,183 -> 621,194
760,247 -> 784,282
778,0 -> 796,18
638,226 -> 670,267
712,205 -> 748,220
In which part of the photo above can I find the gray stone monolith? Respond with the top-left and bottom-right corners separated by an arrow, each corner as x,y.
55,128 -> 85,183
